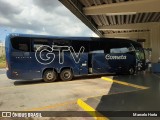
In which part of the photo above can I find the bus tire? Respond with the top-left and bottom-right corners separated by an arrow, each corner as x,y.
128,67 -> 135,75
60,69 -> 73,81
43,70 -> 57,82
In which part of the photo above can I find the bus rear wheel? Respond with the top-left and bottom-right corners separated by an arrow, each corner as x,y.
43,70 -> 57,82
60,69 -> 73,81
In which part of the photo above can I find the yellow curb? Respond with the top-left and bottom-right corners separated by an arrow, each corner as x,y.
77,99 -> 109,120
101,77 -> 148,90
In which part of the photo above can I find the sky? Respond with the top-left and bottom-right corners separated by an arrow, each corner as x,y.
0,0 -> 98,43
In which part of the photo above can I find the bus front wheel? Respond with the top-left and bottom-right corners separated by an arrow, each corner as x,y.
128,67 -> 135,75
43,70 -> 57,82
60,69 -> 73,81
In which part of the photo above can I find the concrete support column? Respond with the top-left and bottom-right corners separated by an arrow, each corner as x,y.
150,23 -> 160,62
143,32 -> 150,48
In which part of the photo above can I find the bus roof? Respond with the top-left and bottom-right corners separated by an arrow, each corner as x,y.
7,33 -> 92,41
7,33 -> 138,44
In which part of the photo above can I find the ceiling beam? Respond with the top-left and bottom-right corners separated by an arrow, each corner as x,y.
104,31 -> 150,39
83,0 -> 160,15
98,22 -> 155,31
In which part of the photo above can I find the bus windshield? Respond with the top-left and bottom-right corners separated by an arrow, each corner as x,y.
135,48 -> 145,60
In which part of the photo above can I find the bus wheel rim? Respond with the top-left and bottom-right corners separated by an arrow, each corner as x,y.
63,71 -> 71,79
129,68 -> 134,74
46,72 -> 54,80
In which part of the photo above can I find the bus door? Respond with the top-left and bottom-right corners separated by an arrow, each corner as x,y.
79,53 -> 88,75
91,50 -> 109,74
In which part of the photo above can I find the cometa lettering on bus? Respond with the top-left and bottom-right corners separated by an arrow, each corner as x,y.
105,54 -> 127,60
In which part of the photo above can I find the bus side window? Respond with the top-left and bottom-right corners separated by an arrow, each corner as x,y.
71,41 -> 89,53
52,39 -> 70,46
110,47 -> 129,53
52,39 -> 71,52
19,44 -> 28,51
11,37 -> 31,52
33,39 -> 50,52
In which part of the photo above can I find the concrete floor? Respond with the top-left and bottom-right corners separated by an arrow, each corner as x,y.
0,69 -> 159,120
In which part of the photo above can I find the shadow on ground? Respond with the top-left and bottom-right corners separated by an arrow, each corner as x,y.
94,73 -> 160,119
13,73 -> 115,86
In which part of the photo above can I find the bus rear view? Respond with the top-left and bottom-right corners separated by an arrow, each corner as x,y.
5,34 -> 33,80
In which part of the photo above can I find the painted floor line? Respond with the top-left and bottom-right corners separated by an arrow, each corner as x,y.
77,99 -> 109,120
101,77 -> 149,90
25,100 -> 76,111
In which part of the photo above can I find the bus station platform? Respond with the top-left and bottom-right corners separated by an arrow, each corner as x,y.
77,73 -> 160,120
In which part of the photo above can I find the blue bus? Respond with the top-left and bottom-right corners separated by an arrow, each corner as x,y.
5,33 -> 146,82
